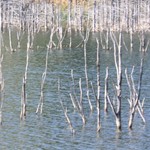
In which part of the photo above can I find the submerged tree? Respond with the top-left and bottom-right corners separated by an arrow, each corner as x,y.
107,31 -> 122,130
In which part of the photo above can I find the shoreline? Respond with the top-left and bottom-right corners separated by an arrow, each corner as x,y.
0,0 -> 150,32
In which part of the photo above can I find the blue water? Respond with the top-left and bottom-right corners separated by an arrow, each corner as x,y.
0,31 -> 150,150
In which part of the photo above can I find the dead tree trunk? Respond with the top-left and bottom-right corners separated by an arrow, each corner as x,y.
0,4 -> 4,125
125,58 -> 146,129
48,26 -> 56,49
20,76 -> 26,120
104,67 -> 109,112
0,55 -> 4,125
20,25 -> 30,120
96,38 -> 101,132
36,48 -> 49,114
115,31 -> 122,130
70,70 -> 86,125
108,31 -> 122,130
8,26 -> 14,52
80,28 -> 93,112
60,100 -> 75,134
68,0 -> 72,48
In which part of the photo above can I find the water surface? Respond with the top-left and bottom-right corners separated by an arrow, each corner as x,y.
0,31 -> 150,150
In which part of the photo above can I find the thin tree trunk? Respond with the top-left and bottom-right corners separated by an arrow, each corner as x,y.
36,48 -> 49,114
104,67 -> 108,112
96,38 -> 101,132
20,25 -> 30,120
109,31 -> 122,130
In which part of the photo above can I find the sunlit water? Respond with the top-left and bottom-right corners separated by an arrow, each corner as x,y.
0,31 -> 150,150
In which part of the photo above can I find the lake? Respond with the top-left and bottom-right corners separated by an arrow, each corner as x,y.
0,30 -> 150,150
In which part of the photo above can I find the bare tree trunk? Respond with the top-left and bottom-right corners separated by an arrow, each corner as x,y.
126,58 -> 146,129
96,38 -> 101,132
93,1 -> 97,32
58,78 -> 75,134
20,24 -> 30,120
104,67 -> 108,112
36,48 -> 49,114
8,26 -> 14,52
130,29 -> 133,51
44,2 -> 47,31
20,76 -> 26,120
60,100 -> 75,134
68,0 -> 72,48
116,31 -> 122,130
0,13 -> 4,124
70,70 -> 86,125
78,78 -> 86,125
83,30 -> 93,111
108,31 -> 122,130
105,29 -> 109,50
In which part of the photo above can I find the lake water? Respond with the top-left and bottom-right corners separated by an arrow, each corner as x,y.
0,31 -> 150,150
